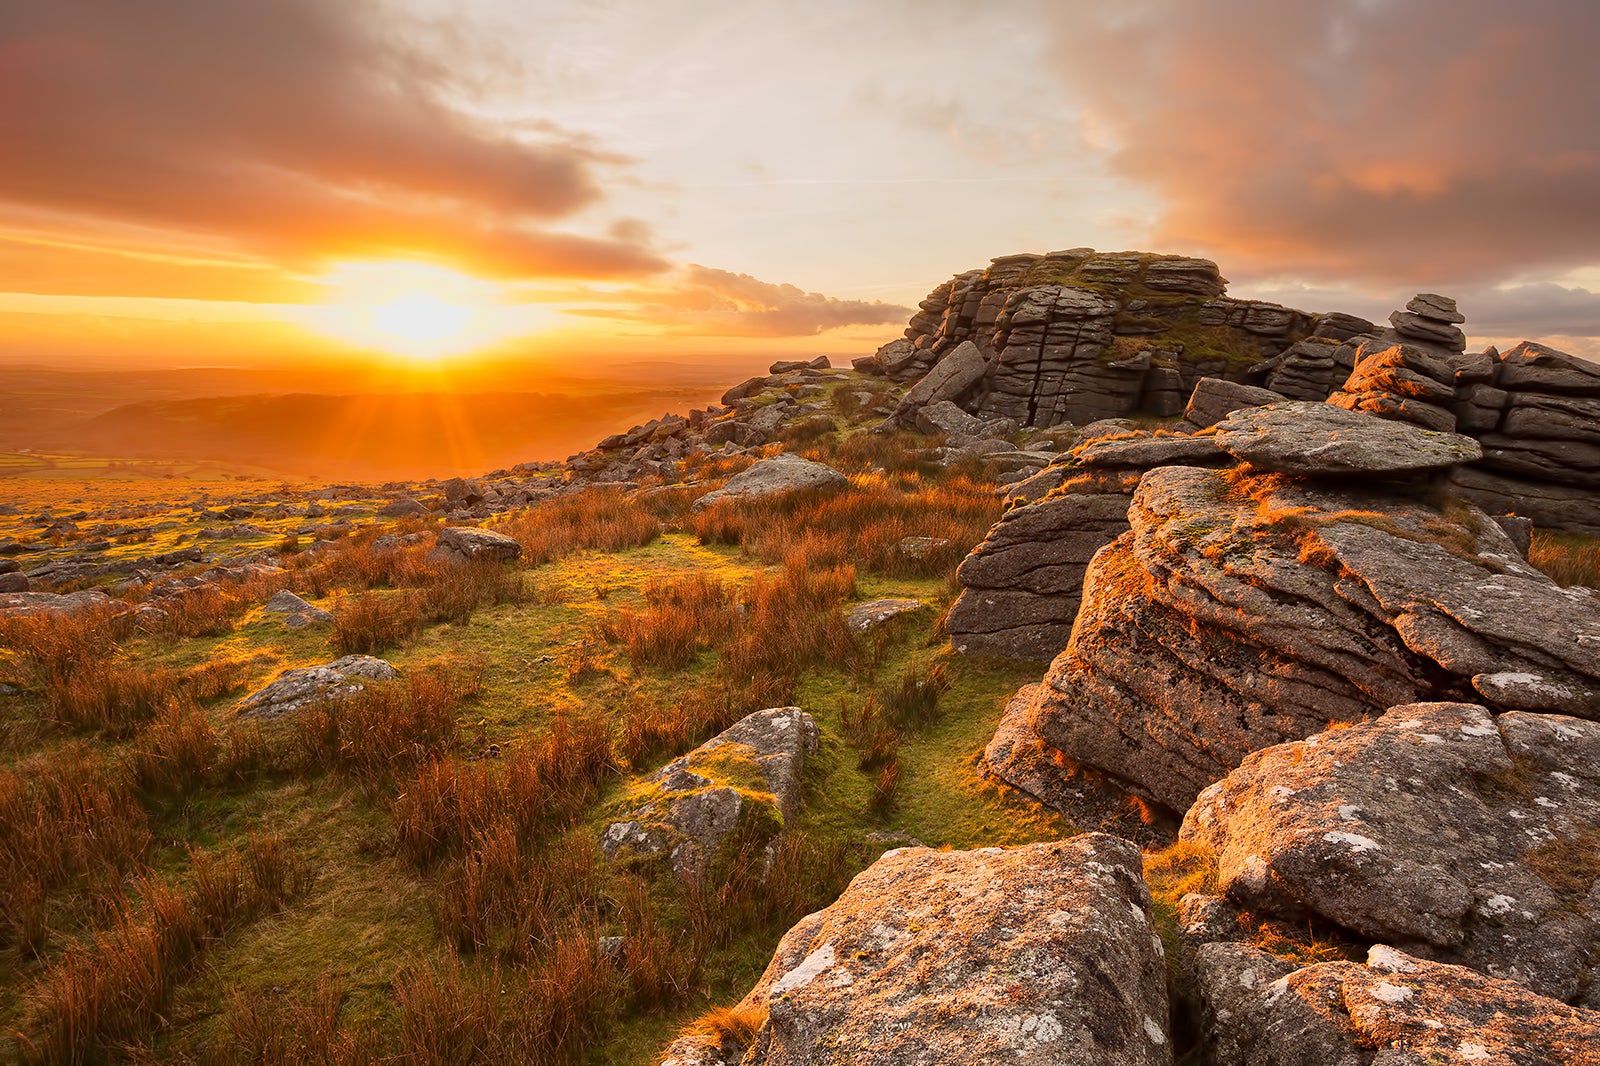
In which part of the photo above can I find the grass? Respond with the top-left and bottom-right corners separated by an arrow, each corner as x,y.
0,448 -> 1072,1064
1529,530 -> 1600,588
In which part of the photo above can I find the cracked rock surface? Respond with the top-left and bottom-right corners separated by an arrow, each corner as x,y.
662,834 -> 1172,1066
1184,703 -> 1600,1003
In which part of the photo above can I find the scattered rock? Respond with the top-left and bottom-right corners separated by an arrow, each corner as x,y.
690,454 -> 848,512
1183,702 -> 1600,1002
895,535 -> 951,560
0,573 -> 27,593
378,497 -> 431,517
262,589 -> 335,628
601,707 -> 817,881
1213,400 -> 1482,475
845,598 -> 926,633
893,340 -> 988,425
665,834 -> 1172,1066
237,655 -> 399,718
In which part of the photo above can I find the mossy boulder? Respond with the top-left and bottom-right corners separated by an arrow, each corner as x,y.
601,706 -> 818,881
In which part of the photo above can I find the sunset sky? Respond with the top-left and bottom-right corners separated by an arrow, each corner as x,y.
2,0 -> 1598,370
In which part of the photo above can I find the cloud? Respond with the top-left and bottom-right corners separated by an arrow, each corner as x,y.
1049,1 -> 1600,286
0,1 -> 665,283
561,265 -> 911,338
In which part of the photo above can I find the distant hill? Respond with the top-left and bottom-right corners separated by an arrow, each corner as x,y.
59,387 -> 727,480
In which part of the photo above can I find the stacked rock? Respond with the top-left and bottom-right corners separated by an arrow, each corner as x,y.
1391,292 -> 1467,352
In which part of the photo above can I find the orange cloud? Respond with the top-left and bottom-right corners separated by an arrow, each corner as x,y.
1049,1 -> 1600,286
559,266 -> 911,338
0,1 -> 665,293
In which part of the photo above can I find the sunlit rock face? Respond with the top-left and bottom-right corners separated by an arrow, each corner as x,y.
1001,454 -> 1600,813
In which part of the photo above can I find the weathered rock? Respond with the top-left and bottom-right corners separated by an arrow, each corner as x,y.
0,588 -> 122,619
1196,942 -> 1600,1066
1183,378 -> 1286,429
1390,308 -> 1466,351
1185,703 -> 1600,1002
845,598 -> 926,633
893,340 -> 988,423
769,356 -> 829,374
1408,292 -> 1465,323
378,497 -> 431,517
1071,431 -> 1226,469
721,375 -> 769,405
1497,340 -> 1600,395
601,707 -> 817,881
1329,342 -> 1461,431
433,526 -> 523,563
1451,464 -> 1600,537
0,573 -> 27,593
262,589 -> 334,628
237,655 -> 398,718
1213,401 -> 1481,475
914,399 -> 1016,439
673,834 -> 1172,1066
1009,464 -> 1600,811
690,453 -> 848,512
947,475 -> 1133,661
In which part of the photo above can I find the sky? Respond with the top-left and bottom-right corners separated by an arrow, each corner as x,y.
1,0 -> 1598,370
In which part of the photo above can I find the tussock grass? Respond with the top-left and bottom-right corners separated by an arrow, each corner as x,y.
215,975 -> 376,1066
0,745 -> 151,954
18,834 -> 311,1065
692,472 -> 997,578
391,713 -> 613,868
598,573 -> 738,671
294,660 -> 483,782
128,700 -> 219,795
494,487 -> 663,566
1530,530 -> 1600,588
331,560 -> 527,655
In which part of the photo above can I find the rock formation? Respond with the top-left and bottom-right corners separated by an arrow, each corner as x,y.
688,453 -> 848,512
660,834 -> 1171,1066
989,409 -> 1600,812
857,249 -> 1361,431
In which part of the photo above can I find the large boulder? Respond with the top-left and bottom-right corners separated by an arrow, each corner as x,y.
946,472 -> 1135,661
892,340 -> 988,425
433,525 -> 523,563
1182,378 -> 1285,429
1183,702 -> 1600,1003
262,589 -> 334,628
1213,400 -> 1482,475
1007,462 -> 1600,811
660,834 -> 1172,1066
1196,942 -> 1600,1065
690,454 -> 848,512
237,655 -> 398,718
601,707 -> 817,881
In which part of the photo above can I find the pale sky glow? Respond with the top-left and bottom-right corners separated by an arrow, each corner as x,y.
0,0 -> 1596,366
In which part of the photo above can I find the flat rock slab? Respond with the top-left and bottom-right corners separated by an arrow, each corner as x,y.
1071,431 -> 1226,469
602,707 -> 817,881
262,589 -> 335,627
845,598 -> 926,633
434,526 -> 522,562
1197,942 -> 1600,1065
237,655 -> 398,718
690,453 -> 848,512
1214,400 -> 1481,474
0,588 -> 122,619
1183,378 -> 1285,429
660,834 -> 1172,1066
1183,702 -> 1600,1002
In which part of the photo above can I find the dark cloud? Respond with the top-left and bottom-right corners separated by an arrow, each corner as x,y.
563,265 -> 911,337
1050,1 -> 1600,286
0,1 -> 665,281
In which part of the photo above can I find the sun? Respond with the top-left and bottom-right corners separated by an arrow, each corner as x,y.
293,261 -> 510,360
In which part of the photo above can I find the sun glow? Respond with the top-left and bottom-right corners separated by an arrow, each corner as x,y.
294,261 -> 522,360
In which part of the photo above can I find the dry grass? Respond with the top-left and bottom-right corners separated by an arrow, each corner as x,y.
691,471 -> 998,578
391,713 -> 614,868
1529,530 -> 1600,588
331,560 -> 527,656
721,561 -> 857,683
128,701 -> 219,795
18,834 -> 311,1064
214,975 -> 377,1066
0,745 -> 151,954
597,573 -> 738,671
493,487 -> 663,567
294,660 -> 483,782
